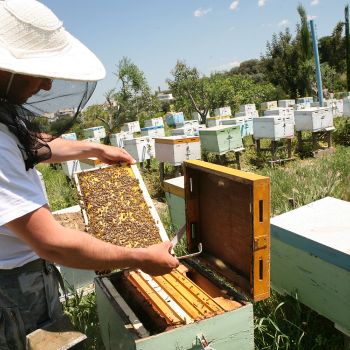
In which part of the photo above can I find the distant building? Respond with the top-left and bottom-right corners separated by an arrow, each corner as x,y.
157,93 -> 174,102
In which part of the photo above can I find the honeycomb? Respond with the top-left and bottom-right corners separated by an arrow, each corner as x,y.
76,165 -> 162,248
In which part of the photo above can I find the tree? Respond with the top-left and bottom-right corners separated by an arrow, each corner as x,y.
167,61 -> 211,124
167,61 -> 277,119
81,57 -> 160,143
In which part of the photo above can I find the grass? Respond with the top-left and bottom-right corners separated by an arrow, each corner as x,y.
38,131 -> 350,349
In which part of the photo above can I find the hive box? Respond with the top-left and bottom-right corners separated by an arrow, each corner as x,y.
61,160 -> 81,179
264,108 -> 294,123
220,117 -> 253,138
260,101 -> 278,111
236,110 -> 259,118
123,137 -> 155,163
121,121 -> 141,134
214,106 -> 232,117
206,116 -> 230,127
154,136 -> 201,166
199,125 -> 243,154
165,112 -> 185,127
171,121 -> 199,136
110,132 -> 134,148
83,126 -> 106,140
239,104 -> 256,114
61,132 -> 77,141
191,111 -> 210,123
140,125 -> 165,138
278,99 -> 295,108
294,107 -> 333,132
79,157 -> 104,171
297,97 -> 313,105
144,117 -> 164,127
95,160 -> 270,350
163,176 -> 185,230
253,116 -> 294,140
270,197 -> 350,336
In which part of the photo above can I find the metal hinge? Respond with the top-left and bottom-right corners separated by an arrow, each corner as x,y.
196,334 -> 215,350
254,236 -> 268,251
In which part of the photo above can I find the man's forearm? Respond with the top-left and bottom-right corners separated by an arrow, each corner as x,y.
43,138 -> 102,163
36,225 -> 144,270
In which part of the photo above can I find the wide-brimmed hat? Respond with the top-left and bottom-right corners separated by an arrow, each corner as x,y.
0,0 -> 105,81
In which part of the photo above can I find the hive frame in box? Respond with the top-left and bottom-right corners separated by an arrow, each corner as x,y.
73,164 -> 169,244
93,160 -> 270,350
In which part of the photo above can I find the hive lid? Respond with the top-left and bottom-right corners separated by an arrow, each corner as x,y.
163,176 -> 185,198
74,164 -> 169,248
184,160 -> 270,301
154,136 -> 200,144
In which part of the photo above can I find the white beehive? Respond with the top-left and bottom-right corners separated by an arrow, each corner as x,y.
261,101 -> 278,111
79,157 -> 104,171
264,108 -> 294,123
123,137 -> 155,163
220,117 -> 245,126
82,137 -> 100,144
62,160 -> 81,179
110,132 -> 133,148
83,126 -> 106,140
239,104 -> 256,114
121,121 -> 141,133
253,116 -> 294,140
294,107 -> 333,132
214,106 -> 231,117
154,136 -> 201,166
278,100 -> 295,108
140,126 -> 165,138
191,111 -> 210,123
61,132 -> 77,141
297,97 -> 314,105
144,117 -> 164,127
171,121 -> 199,136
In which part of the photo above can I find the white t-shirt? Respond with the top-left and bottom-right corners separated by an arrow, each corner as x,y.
0,124 -> 47,269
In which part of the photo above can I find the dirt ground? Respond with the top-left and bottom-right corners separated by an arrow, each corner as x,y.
53,212 -> 86,231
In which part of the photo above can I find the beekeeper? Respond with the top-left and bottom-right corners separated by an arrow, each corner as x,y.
0,1 -> 179,348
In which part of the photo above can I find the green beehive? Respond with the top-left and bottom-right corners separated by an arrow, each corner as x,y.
199,125 -> 243,155
163,176 -> 186,230
94,161 -> 271,350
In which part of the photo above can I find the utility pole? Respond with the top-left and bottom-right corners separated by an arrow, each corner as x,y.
310,19 -> 324,107
345,5 -> 350,91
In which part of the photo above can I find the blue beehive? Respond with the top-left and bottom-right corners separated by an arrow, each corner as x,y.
165,112 -> 184,127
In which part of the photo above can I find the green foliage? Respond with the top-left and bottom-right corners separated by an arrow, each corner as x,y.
64,291 -> 104,350
254,291 -> 344,350
36,163 -> 77,211
333,117 -> 350,146
167,60 -> 277,121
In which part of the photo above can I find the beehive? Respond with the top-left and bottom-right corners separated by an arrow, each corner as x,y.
294,107 -> 334,132
199,125 -> 243,154
140,125 -> 165,138
165,112 -> 184,127
144,117 -> 164,128
95,160 -> 270,350
123,137 -> 155,163
61,159 -> 81,179
253,116 -> 294,140
110,132 -> 133,148
154,136 -> 201,166
121,121 -> 141,133
83,126 -> 106,140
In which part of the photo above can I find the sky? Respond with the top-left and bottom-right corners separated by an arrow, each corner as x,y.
42,0 -> 348,106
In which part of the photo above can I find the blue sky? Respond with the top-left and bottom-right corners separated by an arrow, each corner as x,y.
42,0 -> 347,106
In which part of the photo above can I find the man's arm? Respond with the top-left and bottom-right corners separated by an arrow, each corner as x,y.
5,205 -> 179,276
43,138 -> 136,164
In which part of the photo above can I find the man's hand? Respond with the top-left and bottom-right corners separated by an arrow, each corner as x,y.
137,241 -> 180,276
96,144 -> 136,165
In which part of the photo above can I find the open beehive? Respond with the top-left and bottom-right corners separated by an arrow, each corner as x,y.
94,160 -> 270,350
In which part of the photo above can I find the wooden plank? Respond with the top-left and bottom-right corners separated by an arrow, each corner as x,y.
26,316 -> 86,350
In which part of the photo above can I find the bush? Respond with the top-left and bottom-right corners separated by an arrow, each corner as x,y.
333,117 -> 350,146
